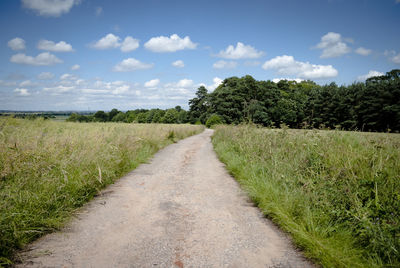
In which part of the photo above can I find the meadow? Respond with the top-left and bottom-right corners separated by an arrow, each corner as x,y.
0,118 -> 204,264
212,125 -> 400,268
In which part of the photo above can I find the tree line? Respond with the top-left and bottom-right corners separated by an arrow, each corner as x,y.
188,69 -> 400,132
67,69 -> 399,132
67,106 -> 191,124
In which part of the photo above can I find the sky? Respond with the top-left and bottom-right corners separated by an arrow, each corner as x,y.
0,0 -> 399,111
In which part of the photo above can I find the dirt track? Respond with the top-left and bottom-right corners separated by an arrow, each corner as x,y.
17,129 -> 313,268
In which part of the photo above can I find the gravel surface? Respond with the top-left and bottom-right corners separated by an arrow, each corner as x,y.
17,129 -> 314,268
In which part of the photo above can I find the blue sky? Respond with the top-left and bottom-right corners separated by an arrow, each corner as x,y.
0,0 -> 399,111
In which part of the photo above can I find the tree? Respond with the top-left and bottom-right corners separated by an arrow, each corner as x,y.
188,86 -> 209,124
161,109 -> 179,124
94,111 -> 108,122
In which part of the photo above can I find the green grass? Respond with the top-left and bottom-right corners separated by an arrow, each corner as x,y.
0,118 -> 204,264
212,125 -> 400,268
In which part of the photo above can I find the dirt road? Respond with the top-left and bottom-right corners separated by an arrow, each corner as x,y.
18,129 -> 313,268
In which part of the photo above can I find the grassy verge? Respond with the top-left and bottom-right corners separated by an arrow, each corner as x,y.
212,125 -> 400,267
0,118 -> 204,264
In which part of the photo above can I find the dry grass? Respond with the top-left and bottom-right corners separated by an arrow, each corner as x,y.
0,118 -> 204,264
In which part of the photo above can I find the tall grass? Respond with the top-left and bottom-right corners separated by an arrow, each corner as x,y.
212,125 -> 400,267
0,118 -> 204,264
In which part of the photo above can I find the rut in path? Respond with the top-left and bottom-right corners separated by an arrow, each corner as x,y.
17,129 -> 314,268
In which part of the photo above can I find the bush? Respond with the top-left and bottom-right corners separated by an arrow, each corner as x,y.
206,114 -> 223,128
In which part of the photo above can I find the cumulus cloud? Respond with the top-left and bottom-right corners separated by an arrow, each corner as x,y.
91,33 -> 121,49
121,36 -> 139,52
113,58 -> 153,72
91,34 -> 139,52
172,60 -> 185,68
14,88 -> 30,96
357,70 -> 385,81
38,72 -> 54,80
144,79 -> 160,88
176,79 -> 194,88
315,32 -> 351,58
44,85 -> 74,94
262,55 -> 338,79
71,64 -> 80,70
217,42 -> 264,59
38,39 -> 74,52
355,47 -> 372,56
8,37 -> 25,50
144,34 -> 197,52
10,52 -> 63,66
22,0 -> 80,17
60,73 -> 78,80
385,50 -> 400,63
213,60 -> 238,69
209,77 -> 223,90
272,78 -> 304,83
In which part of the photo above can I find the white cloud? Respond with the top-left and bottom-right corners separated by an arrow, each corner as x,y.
71,64 -> 80,70
91,34 -> 139,52
262,55 -> 338,79
22,0 -> 79,17
112,85 -> 129,95
357,70 -> 385,81
113,58 -> 153,72
121,36 -> 139,52
14,88 -> 31,96
176,79 -> 194,88
60,73 -> 78,80
144,79 -> 160,88
217,42 -> 264,59
144,34 -> 197,52
355,47 -> 372,56
38,72 -> 54,80
272,78 -> 304,83
315,32 -> 351,58
172,60 -> 185,68
19,80 -> 38,87
91,33 -> 121,49
37,39 -> 74,52
8,37 -> 25,50
95,6 -> 103,16
209,77 -> 223,90
213,60 -> 238,69
10,52 -> 63,66
44,85 -> 74,94
385,50 -> 400,63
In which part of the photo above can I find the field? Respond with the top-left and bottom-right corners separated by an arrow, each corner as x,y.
0,118 -> 204,264
212,125 -> 400,268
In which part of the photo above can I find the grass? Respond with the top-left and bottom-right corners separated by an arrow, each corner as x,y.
212,124 -> 400,268
0,118 -> 204,264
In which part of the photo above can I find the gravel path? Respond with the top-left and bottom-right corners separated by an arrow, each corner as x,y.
17,129 -> 314,268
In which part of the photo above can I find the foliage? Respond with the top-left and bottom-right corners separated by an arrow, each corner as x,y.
67,107 -> 191,125
212,125 -> 400,267
188,69 -> 400,132
205,114 -> 223,128
0,118 -> 204,264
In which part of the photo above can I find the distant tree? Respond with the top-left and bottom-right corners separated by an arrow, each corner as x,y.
112,112 -> 126,122
188,86 -> 210,124
94,111 -> 108,122
161,108 -> 179,124
108,108 -> 120,121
